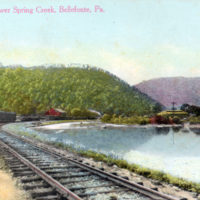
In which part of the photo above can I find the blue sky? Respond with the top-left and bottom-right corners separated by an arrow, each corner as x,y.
0,0 -> 200,84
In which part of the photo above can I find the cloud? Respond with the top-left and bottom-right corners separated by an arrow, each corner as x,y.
97,51 -> 145,85
0,42 -> 70,66
0,41 -> 200,85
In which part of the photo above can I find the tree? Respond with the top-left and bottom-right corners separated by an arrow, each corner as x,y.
0,66 -> 156,116
180,104 -> 189,112
153,103 -> 162,114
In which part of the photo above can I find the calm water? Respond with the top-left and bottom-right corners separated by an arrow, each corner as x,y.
3,123 -> 200,183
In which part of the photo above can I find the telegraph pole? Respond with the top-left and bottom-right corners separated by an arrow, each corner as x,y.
171,101 -> 176,111
171,101 -> 176,118
171,101 -> 176,144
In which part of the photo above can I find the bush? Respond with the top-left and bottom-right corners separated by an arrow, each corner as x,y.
139,117 -> 150,125
101,114 -> 150,125
172,116 -> 181,124
101,114 -> 112,122
70,108 -> 100,119
189,116 -> 200,124
71,108 -> 82,117
150,115 -> 172,124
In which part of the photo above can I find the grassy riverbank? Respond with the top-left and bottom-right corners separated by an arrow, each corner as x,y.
9,130 -> 200,193
40,119 -> 94,126
3,125 -> 200,194
77,150 -> 200,193
54,142 -> 200,193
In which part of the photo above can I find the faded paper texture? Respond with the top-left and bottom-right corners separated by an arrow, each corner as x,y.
0,1 -> 200,199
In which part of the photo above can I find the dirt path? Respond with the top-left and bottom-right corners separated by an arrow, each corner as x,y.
0,158 -> 29,200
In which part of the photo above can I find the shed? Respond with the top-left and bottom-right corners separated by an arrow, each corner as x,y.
45,108 -> 66,117
157,110 -> 188,118
88,109 -> 102,117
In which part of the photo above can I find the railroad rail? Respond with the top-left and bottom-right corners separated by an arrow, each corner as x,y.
0,129 -> 181,200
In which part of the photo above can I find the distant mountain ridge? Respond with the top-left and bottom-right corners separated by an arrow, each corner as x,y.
135,77 -> 200,108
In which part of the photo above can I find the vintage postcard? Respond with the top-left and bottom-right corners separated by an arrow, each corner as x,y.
0,0 -> 199,200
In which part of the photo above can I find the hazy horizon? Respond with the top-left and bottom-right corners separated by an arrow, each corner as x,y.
1,0 -> 200,84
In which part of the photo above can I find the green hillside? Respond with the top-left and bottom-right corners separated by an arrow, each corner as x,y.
0,66 -> 157,115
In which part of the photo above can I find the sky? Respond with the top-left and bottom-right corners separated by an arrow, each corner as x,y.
0,0 -> 200,84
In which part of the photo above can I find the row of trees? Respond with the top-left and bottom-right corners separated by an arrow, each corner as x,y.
0,66 -> 158,115
181,104 -> 200,116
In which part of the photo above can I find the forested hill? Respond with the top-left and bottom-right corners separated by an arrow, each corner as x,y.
0,66 -> 157,115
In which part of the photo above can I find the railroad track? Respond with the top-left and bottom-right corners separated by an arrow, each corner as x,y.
0,130 -> 181,200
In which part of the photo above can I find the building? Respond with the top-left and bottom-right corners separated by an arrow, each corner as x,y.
157,110 -> 188,118
45,108 -> 66,120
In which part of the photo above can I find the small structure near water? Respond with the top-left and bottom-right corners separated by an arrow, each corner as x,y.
0,111 -> 16,122
45,108 -> 67,120
157,110 -> 188,118
88,109 -> 101,118
150,110 -> 188,125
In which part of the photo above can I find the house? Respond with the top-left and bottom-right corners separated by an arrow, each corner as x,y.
157,110 -> 188,118
88,109 -> 102,118
45,108 -> 66,120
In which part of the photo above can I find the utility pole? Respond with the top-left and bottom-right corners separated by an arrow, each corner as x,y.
171,101 -> 176,111
171,101 -> 176,144
171,101 -> 176,118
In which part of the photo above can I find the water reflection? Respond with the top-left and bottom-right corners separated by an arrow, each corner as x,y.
190,128 -> 200,135
155,127 -> 170,134
3,123 -> 200,183
172,126 -> 182,133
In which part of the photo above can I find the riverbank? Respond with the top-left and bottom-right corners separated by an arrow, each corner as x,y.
5,123 -> 200,182
3,122 -> 200,199
35,120 -> 183,130
1,126 -> 198,200
35,121 -> 200,137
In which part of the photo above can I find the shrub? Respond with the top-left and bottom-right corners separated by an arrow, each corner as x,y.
101,115 -> 150,125
70,108 -> 100,119
138,117 -> 150,125
71,108 -> 82,117
172,116 -> 181,124
101,114 -> 112,122
189,116 -> 200,124
150,115 -> 172,124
